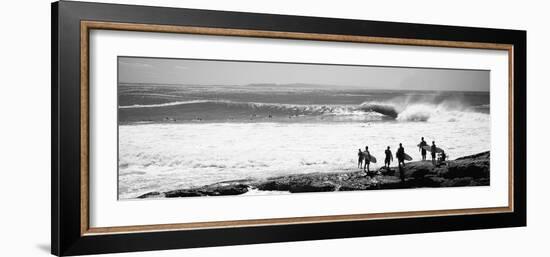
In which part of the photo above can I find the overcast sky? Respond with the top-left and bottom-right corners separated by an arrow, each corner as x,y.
118,57 -> 489,92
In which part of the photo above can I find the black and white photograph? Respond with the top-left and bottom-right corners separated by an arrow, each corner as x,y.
118,57 -> 491,199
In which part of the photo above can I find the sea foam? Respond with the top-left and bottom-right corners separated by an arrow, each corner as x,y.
118,119 -> 490,199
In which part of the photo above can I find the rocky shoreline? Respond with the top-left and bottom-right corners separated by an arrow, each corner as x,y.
138,151 -> 490,199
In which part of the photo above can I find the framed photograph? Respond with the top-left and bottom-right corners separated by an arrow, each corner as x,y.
52,1 -> 526,256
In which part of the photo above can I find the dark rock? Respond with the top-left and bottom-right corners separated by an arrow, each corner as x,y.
163,183 -> 249,198
289,181 -> 337,193
136,151 -> 490,198
137,191 -> 164,198
424,175 -> 446,186
165,189 -> 204,198
256,180 -> 291,191
339,185 -> 367,191
401,161 -> 437,178
203,184 -> 249,196
441,177 -> 475,187
441,151 -> 490,179
379,167 -> 395,176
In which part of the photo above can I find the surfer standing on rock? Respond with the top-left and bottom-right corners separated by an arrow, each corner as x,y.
418,137 -> 428,161
396,143 -> 406,182
384,146 -> 393,169
363,146 -> 371,174
357,149 -> 364,169
396,143 -> 406,167
431,141 -> 437,166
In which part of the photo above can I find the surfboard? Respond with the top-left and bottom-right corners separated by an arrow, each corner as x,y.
395,152 -> 412,161
364,154 -> 377,163
422,145 -> 444,153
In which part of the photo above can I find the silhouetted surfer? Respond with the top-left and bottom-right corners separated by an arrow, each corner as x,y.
396,143 -> 406,182
431,141 -> 437,166
418,137 -> 427,161
437,150 -> 447,166
384,146 -> 393,168
357,149 -> 364,169
396,143 -> 405,167
363,146 -> 371,173
398,163 -> 405,182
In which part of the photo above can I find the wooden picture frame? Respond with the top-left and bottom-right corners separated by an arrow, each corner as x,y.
52,1 -> 526,256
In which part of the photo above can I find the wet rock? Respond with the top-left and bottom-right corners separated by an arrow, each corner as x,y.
440,151 -> 490,179
136,152 -> 490,198
137,191 -> 164,199
288,181 -> 337,193
379,167 -> 395,176
256,179 -> 291,191
202,184 -> 249,196
151,183 -> 250,198
441,177 -> 475,187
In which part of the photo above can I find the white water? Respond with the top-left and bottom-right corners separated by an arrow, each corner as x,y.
118,117 -> 490,199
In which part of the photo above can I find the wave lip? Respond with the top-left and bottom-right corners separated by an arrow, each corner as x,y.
357,102 -> 399,118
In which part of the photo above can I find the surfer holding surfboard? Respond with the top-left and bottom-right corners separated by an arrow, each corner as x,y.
396,143 -> 406,167
384,146 -> 393,168
417,140 -> 444,165
363,146 -> 371,173
431,141 -> 437,165
418,137 -> 428,161
396,143 -> 407,181
353,139 -> 439,171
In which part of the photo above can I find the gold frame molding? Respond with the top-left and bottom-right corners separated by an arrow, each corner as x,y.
80,20 -> 514,236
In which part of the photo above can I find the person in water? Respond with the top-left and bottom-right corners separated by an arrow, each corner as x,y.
363,146 -> 371,173
357,149 -> 364,169
418,137 -> 427,161
396,143 -> 406,167
431,141 -> 437,166
384,146 -> 393,168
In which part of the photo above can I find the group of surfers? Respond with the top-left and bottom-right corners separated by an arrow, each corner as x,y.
357,137 -> 447,173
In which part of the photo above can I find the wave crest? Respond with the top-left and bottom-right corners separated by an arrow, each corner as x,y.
119,98 -> 488,123
357,102 -> 399,118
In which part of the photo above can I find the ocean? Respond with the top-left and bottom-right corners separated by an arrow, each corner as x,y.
118,83 -> 490,199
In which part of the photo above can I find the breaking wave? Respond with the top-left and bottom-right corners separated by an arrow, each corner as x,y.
119,98 -> 489,123
395,103 -> 489,122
